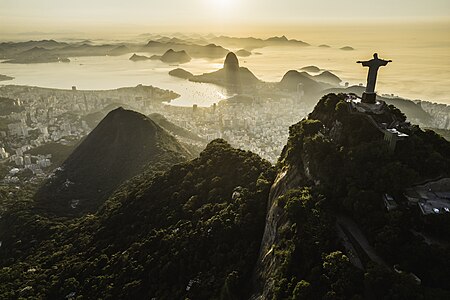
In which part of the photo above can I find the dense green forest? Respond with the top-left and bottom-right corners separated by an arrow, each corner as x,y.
1,95 -> 449,299
0,139 -> 274,299
35,108 -> 191,217
266,94 -> 450,299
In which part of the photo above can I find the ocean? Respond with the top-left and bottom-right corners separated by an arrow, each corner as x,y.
0,21 -> 449,106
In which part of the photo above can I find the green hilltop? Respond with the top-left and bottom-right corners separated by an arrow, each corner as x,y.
1,95 -> 450,299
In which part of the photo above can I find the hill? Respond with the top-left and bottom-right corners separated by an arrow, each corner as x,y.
0,40 -> 143,64
211,35 -> 310,50
324,85 -> 433,125
236,49 -> 252,57
34,107 -> 191,217
0,74 -> 14,81
190,52 -> 260,89
145,40 -> 229,59
129,53 -> 150,61
279,70 -> 331,104
151,49 -> 191,64
300,65 -> 321,72
0,139 -> 274,299
169,68 -> 194,79
107,45 -> 130,56
253,93 -> 450,299
1,95 -> 449,299
312,70 -> 342,85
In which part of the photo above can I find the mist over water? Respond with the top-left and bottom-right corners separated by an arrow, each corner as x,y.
0,55 -> 231,107
1,22 -> 449,105
282,22 -> 450,103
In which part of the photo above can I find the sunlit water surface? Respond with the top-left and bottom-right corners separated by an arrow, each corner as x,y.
1,23 -> 449,106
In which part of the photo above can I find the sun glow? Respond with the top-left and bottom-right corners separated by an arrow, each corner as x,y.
210,0 -> 235,11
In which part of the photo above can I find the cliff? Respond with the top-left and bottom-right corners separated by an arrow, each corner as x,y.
252,93 -> 450,298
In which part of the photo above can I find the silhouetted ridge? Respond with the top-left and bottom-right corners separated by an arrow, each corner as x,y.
189,52 -> 260,89
224,52 -> 240,71
253,93 -> 450,298
35,107 -> 190,217
279,70 -> 328,97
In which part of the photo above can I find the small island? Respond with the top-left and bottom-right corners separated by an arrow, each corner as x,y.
340,46 -> 355,51
0,74 -> 14,81
169,68 -> 194,79
129,53 -> 150,61
151,49 -> 192,64
236,49 -> 252,57
301,66 -> 321,73
318,44 -> 331,48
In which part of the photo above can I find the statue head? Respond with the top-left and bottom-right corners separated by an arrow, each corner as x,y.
373,53 -> 379,59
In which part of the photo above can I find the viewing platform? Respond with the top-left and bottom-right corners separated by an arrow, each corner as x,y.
345,94 -> 410,152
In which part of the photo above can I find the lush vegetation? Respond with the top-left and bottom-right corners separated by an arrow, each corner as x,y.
1,95 -> 449,299
34,108 -> 191,217
271,188 -> 365,300
0,139 -> 274,299
272,94 -> 450,299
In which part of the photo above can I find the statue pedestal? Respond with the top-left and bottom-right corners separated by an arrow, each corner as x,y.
362,92 -> 377,104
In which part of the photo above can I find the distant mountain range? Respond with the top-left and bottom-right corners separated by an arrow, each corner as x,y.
211,35 -> 310,50
144,40 -> 229,59
0,35 -> 316,64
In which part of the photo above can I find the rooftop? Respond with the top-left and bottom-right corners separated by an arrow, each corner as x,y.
405,178 -> 450,215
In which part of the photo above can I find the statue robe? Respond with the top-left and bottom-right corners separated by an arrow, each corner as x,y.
360,58 -> 390,93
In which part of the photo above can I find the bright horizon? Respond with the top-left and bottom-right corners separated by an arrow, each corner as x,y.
1,0 -> 449,38
1,0 -> 449,105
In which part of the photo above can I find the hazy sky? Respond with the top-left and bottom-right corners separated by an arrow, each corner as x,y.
1,0 -> 449,36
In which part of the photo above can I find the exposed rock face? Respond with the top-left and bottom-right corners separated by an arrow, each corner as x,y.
252,161 -> 307,299
224,52 -> 240,71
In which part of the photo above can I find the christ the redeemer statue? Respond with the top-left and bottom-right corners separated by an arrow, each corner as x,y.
357,53 -> 392,104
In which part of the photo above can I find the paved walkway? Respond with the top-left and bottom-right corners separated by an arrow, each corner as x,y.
336,214 -> 389,269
